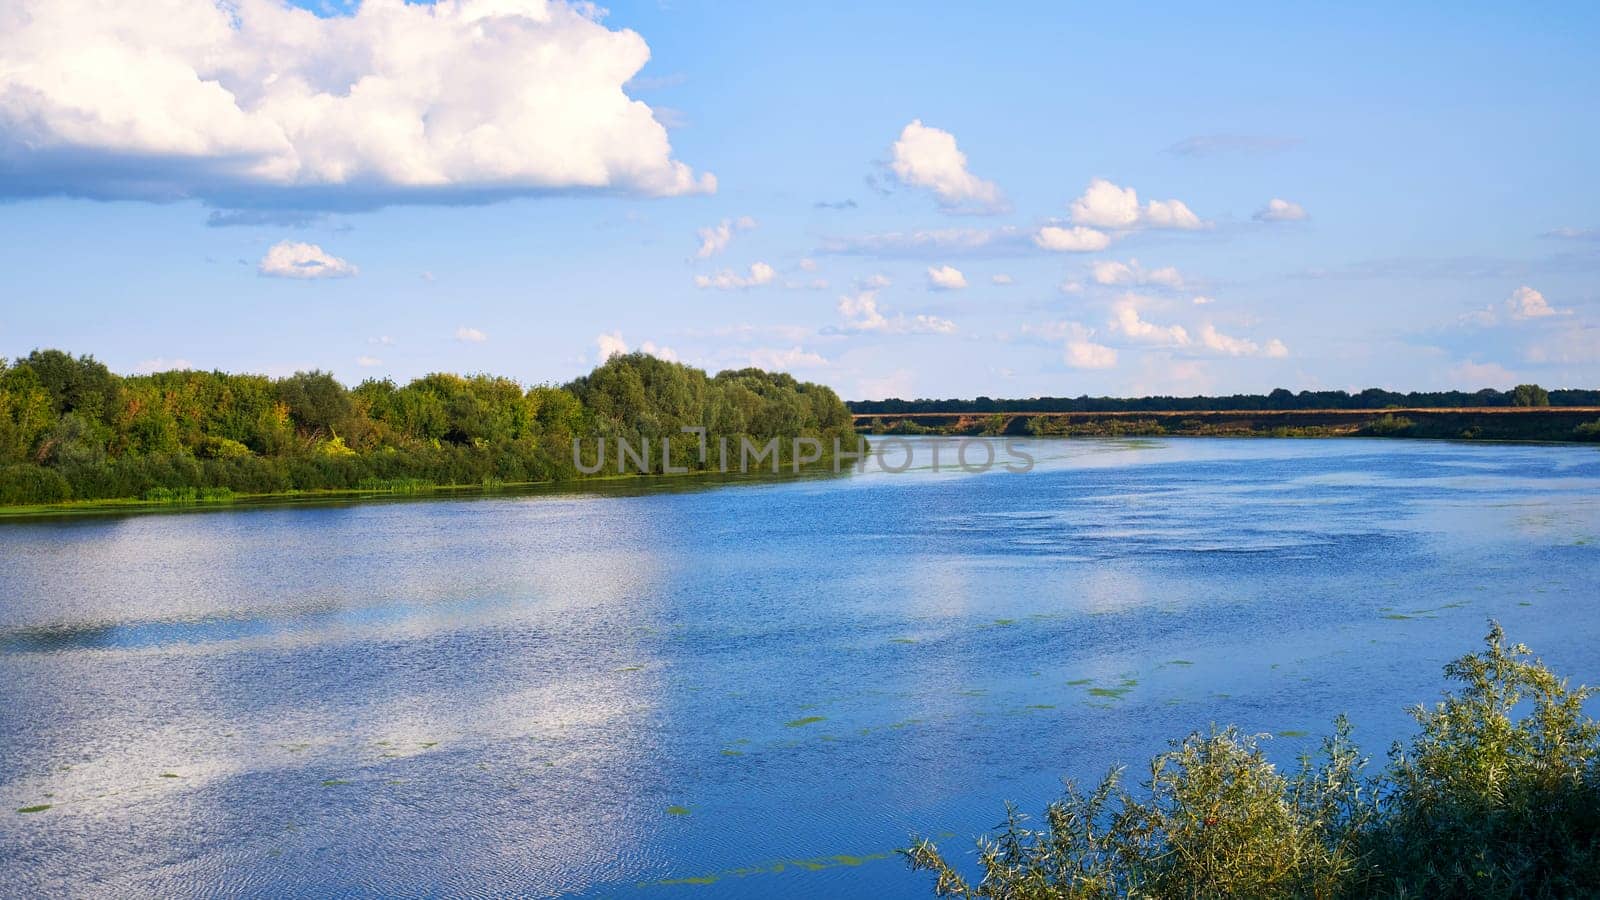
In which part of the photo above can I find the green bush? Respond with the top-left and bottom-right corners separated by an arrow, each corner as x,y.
906,624 -> 1600,898
0,463 -> 71,505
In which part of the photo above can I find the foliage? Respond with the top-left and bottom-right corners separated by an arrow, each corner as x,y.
1361,414 -> 1414,437
906,624 -> 1600,898
852,384 -> 1598,415
0,349 -> 858,506
1512,383 -> 1551,407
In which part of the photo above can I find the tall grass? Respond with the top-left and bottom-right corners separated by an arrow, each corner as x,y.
906,623 -> 1600,898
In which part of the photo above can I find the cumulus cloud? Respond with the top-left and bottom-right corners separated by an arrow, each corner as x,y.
1065,339 -> 1119,369
1506,285 -> 1560,319
1107,297 -> 1191,346
1191,295 -> 1215,305
1092,259 -> 1184,289
1197,324 -> 1289,358
356,355 -> 383,367
0,0 -> 713,209
455,326 -> 487,343
694,262 -> 776,290
257,241 -> 357,279
991,273 -> 1014,285
694,216 -> 757,259
888,120 -> 1007,214
1254,198 -> 1309,222
1034,225 -> 1111,252
835,290 -> 955,334
1068,178 -> 1207,231
926,265 -> 968,290
596,331 -> 628,362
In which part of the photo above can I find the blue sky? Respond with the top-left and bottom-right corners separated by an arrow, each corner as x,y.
1,0 -> 1596,399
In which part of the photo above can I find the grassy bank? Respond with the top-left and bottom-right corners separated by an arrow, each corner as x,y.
907,623 -> 1600,898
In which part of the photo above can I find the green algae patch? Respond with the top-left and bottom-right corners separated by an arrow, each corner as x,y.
666,805 -> 691,816
660,874 -> 718,885
1167,659 -> 1195,667
159,772 -> 181,778
890,637 -> 919,644
1066,678 -> 1092,686
615,665 -> 644,672
320,779 -> 351,787
719,748 -> 744,757
1026,704 -> 1057,710
17,804 -> 51,814
992,618 -> 1017,627
1086,677 -> 1139,701
1277,730 -> 1311,738
785,716 -> 826,728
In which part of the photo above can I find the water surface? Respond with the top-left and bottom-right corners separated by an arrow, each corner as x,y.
2,438 -> 1597,896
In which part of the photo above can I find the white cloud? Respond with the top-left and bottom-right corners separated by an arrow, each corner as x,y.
639,340 -> 678,362
1191,295 -> 1215,305
1197,324 -> 1289,358
1070,179 -> 1141,229
356,355 -> 383,367
257,241 -> 357,279
888,119 -> 1007,213
1507,285 -> 1560,319
837,291 -> 889,331
991,273 -> 1014,285
1108,297 -> 1191,346
859,273 -> 893,289
0,0 -> 713,207
1091,259 -> 1184,289
747,346 -> 829,370
835,290 -> 955,334
927,265 -> 968,290
1034,225 -> 1111,252
694,216 -> 757,259
1142,198 -> 1205,230
133,357 -> 193,374
455,326 -> 487,343
694,262 -> 776,290
1023,321 -> 1116,369
596,331 -> 628,362
1065,340 -> 1119,369
1254,198 -> 1308,222
369,335 -> 395,345
798,258 -> 818,271
1068,178 -> 1208,231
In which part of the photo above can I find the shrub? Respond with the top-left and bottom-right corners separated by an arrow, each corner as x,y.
0,463 -> 71,505
906,624 -> 1600,898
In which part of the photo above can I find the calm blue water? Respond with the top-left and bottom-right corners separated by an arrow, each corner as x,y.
2,438 -> 1598,897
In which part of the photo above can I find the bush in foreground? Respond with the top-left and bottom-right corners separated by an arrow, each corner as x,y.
906,623 -> 1600,898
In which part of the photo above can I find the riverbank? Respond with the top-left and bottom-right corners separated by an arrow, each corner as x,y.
856,406 -> 1600,442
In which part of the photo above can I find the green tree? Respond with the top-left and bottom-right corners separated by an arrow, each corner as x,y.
1512,383 -> 1551,407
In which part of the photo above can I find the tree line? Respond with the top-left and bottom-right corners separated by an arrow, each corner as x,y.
0,350 -> 858,507
851,383 -> 1592,415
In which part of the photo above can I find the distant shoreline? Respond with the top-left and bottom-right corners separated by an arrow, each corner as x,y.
855,407 -> 1600,442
